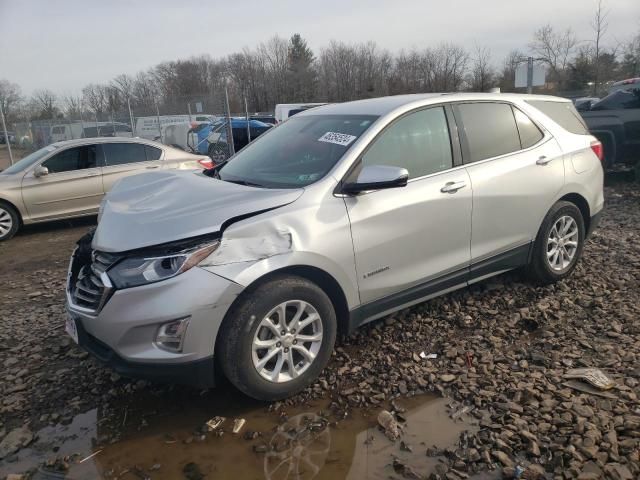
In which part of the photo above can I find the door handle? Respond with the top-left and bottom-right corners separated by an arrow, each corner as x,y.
146,165 -> 159,169
441,181 -> 467,193
536,155 -> 552,165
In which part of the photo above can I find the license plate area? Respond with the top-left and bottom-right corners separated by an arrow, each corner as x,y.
65,314 -> 79,344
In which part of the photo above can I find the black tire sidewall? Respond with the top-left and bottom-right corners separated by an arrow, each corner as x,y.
0,202 -> 19,241
533,202 -> 585,282
219,276 -> 337,401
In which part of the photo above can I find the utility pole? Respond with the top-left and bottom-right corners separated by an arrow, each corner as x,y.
244,96 -> 251,144
224,86 -> 235,157
527,56 -> 534,94
0,101 -> 14,165
127,97 -> 135,136
155,99 -> 163,143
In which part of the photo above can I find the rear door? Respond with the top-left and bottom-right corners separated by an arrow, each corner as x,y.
454,102 -> 564,271
100,142 -> 163,192
21,144 -> 104,220
345,106 -> 472,305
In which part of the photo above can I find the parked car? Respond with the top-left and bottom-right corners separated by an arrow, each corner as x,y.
0,137 -> 210,241
574,97 -> 599,111
579,88 -> 640,167
250,114 -> 277,125
49,122 -> 132,143
201,118 -> 272,162
97,123 -> 133,137
49,124 -> 83,143
0,131 -> 16,144
274,103 -> 326,123
608,77 -> 640,94
65,93 -> 603,401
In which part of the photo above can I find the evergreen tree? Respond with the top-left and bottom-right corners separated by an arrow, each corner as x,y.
288,34 -> 317,101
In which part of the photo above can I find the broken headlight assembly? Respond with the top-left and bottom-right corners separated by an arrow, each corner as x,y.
108,241 -> 219,289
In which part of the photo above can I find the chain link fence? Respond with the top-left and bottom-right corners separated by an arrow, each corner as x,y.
4,90 -> 248,163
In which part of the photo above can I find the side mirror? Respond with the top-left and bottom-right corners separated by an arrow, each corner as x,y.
34,165 -> 49,177
342,165 -> 409,194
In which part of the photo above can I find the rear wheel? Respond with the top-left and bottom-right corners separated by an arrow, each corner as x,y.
0,202 -> 19,242
526,201 -> 585,284
217,275 -> 337,401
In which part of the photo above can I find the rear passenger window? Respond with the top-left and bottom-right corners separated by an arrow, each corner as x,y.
145,145 -> 162,161
362,107 -> 453,179
513,108 -> 543,149
455,103 -> 521,163
526,100 -> 589,135
101,143 -> 147,166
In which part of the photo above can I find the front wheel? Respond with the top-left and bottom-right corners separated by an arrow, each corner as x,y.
217,275 -> 337,401
0,202 -> 19,242
526,201 -> 585,284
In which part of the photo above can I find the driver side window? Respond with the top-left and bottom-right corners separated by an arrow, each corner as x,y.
362,107 -> 453,179
42,145 -> 98,173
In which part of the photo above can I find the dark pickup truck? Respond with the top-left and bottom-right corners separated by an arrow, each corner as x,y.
578,88 -> 640,168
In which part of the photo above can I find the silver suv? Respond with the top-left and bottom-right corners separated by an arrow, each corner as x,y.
65,93 -> 604,400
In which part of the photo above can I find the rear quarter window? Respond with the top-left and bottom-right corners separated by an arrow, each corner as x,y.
513,108 -> 544,149
526,100 -> 589,135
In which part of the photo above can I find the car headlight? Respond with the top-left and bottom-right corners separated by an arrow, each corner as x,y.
109,242 -> 219,289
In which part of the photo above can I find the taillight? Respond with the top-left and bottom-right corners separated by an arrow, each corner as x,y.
198,158 -> 215,169
590,140 -> 603,162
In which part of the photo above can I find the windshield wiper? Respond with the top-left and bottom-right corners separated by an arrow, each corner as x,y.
224,179 -> 267,188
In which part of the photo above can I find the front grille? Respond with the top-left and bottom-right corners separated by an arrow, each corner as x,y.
73,266 -> 107,311
68,247 -> 120,314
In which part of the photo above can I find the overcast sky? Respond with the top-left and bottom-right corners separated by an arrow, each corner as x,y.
0,0 -> 638,96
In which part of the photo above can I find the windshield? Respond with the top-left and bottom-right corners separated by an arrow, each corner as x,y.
591,89 -> 640,110
218,114 -> 378,188
1,145 -> 58,174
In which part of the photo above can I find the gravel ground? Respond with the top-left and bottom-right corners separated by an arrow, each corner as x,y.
0,181 -> 639,479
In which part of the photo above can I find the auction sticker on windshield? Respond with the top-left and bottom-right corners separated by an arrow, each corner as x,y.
65,314 -> 79,344
318,132 -> 357,146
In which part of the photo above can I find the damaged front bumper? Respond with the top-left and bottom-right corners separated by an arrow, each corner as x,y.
65,239 -> 244,388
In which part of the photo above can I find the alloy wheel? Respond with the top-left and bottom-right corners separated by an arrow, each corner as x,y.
252,300 -> 323,383
0,207 -> 13,238
546,215 -> 579,271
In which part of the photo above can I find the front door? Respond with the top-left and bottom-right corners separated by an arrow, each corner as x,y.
22,144 -> 104,221
344,106 -> 472,305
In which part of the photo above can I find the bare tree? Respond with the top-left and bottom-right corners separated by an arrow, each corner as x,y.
61,94 -> 84,118
619,33 -> 640,77
530,24 -> 578,88
590,0 -> 609,94
131,72 -> 160,113
82,84 -> 108,116
0,79 -> 23,123
112,74 -> 136,102
469,45 -> 495,91
31,89 -> 58,119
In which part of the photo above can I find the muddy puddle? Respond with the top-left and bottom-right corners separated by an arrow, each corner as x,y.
1,389 -> 484,480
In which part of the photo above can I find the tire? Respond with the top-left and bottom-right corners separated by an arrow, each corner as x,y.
207,145 -> 227,164
526,201 -> 585,284
217,275 -> 337,401
0,201 -> 19,242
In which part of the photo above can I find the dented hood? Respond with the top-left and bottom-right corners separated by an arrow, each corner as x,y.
92,170 -> 303,252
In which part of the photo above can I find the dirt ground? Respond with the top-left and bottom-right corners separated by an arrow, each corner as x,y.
0,175 -> 639,479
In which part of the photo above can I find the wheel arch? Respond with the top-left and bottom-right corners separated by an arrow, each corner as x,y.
222,264 -> 351,337
0,197 -> 23,226
558,192 -> 591,233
